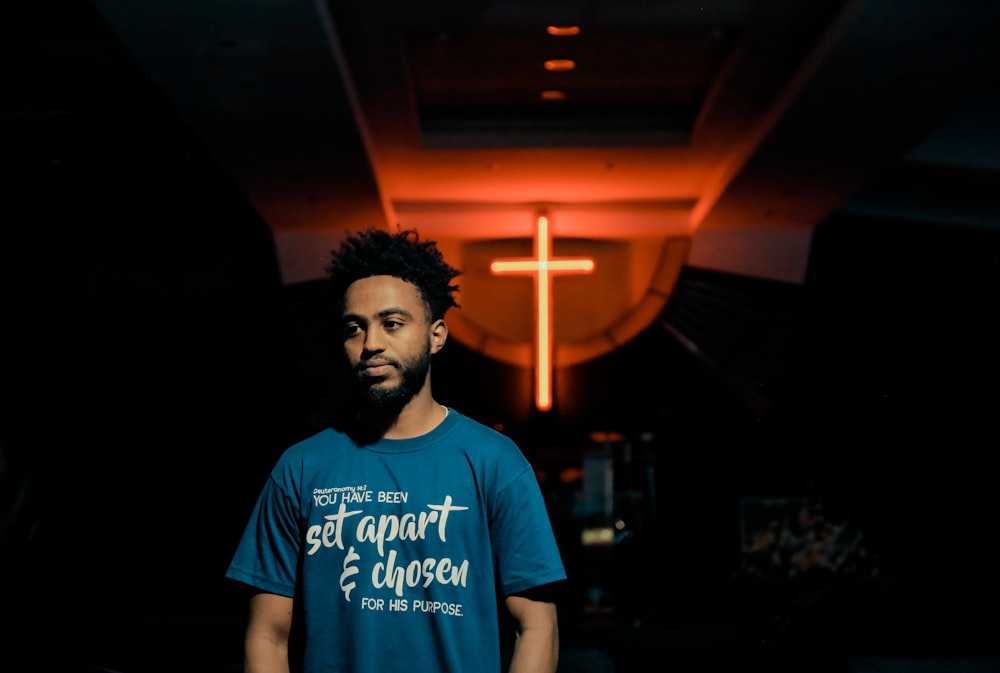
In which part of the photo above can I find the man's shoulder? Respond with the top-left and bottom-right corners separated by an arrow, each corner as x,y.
279,426 -> 347,459
447,410 -> 529,465
448,408 -> 515,443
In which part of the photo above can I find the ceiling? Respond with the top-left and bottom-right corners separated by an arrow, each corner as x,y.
65,0 -> 1000,285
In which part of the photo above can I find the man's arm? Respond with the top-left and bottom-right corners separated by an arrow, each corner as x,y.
244,591 -> 294,673
504,591 -> 559,673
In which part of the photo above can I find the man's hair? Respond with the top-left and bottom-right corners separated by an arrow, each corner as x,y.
325,227 -> 461,321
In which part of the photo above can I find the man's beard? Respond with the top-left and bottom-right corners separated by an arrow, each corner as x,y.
355,342 -> 432,410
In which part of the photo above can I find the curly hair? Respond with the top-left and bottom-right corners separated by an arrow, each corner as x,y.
325,227 -> 461,321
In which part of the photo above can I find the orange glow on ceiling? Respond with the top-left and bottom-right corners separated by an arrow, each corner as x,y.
490,213 -> 595,412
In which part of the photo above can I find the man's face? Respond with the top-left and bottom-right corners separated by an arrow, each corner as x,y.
341,275 -> 439,408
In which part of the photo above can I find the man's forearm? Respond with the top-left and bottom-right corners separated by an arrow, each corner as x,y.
244,635 -> 291,673
507,627 -> 559,673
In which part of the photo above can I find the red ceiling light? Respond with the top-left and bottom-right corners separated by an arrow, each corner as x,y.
546,25 -> 581,37
541,26 -> 577,101
543,59 -> 576,71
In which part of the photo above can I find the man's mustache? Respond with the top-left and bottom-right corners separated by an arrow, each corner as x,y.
354,358 -> 399,373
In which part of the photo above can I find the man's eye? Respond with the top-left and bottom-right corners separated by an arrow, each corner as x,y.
343,325 -> 361,338
384,319 -> 403,330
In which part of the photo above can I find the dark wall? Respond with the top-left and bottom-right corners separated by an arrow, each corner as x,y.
654,213 -> 1000,653
1,8 -> 309,667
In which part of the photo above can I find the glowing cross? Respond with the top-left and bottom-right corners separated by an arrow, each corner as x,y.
490,214 -> 595,412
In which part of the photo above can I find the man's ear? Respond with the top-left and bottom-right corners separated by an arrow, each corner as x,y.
430,319 -> 448,353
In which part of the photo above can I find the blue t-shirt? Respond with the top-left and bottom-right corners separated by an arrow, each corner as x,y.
226,407 -> 566,673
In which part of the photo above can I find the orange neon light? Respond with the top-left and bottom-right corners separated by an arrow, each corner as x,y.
489,214 -> 595,412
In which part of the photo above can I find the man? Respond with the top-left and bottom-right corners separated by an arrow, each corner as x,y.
226,227 -> 567,673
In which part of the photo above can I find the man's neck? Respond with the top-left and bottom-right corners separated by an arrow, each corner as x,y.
381,391 -> 446,439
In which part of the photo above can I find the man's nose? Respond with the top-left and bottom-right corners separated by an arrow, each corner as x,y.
363,328 -> 385,352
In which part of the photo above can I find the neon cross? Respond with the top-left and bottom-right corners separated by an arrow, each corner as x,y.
490,214 -> 595,412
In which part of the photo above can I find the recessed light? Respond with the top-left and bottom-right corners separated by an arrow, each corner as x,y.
540,90 -> 567,101
546,26 -> 580,37
543,59 -> 576,71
